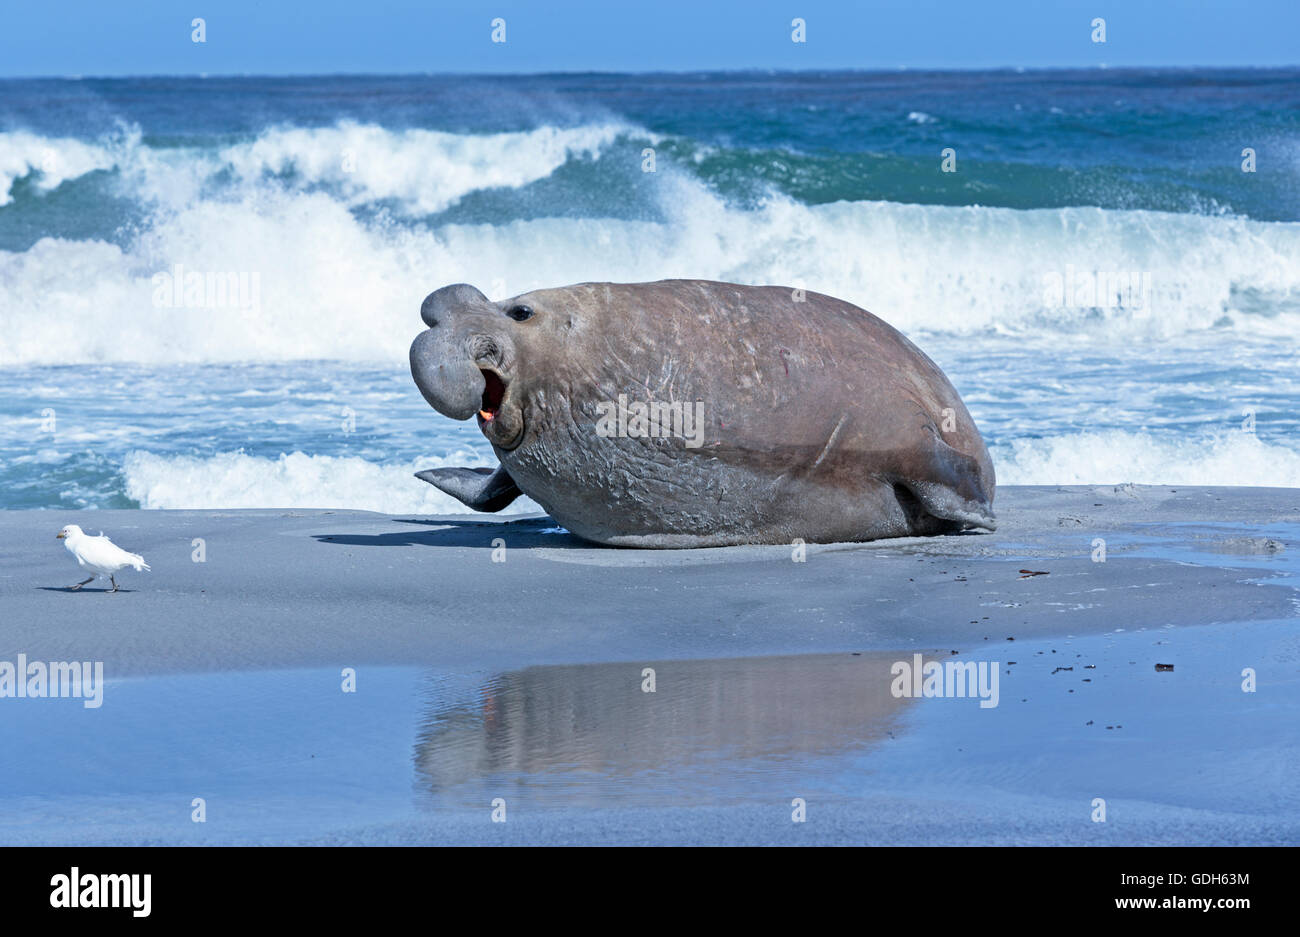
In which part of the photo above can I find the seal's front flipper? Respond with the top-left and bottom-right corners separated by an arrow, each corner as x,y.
415,465 -> 522,512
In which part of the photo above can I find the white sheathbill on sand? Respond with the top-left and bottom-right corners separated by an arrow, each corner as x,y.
56,524 -> 150,593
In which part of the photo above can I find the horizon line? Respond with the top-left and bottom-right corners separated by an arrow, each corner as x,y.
3,63 -> 1298,82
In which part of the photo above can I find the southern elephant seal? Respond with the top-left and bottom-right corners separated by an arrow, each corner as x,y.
409,279 -> 995,548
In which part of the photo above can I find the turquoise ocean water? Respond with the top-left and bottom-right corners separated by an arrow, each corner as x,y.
1,69 -> 1298,511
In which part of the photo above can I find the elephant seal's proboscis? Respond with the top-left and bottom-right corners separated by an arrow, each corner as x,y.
409,279 -> 995,548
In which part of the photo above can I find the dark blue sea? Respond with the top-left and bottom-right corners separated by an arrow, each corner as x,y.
2,69 -> 1298,510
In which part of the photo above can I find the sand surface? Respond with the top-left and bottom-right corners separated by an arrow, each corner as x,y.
1,485 -> 1297,844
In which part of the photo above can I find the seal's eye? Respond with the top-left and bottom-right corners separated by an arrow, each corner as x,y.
506,304 -> 534,322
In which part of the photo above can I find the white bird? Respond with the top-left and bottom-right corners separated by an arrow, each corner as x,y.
56,524 -> 150,593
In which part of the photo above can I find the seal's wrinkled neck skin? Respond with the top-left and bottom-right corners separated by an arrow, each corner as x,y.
410,283 -> 528,451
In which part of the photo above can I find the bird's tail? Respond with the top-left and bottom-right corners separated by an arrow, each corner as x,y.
130,554 -> 150,572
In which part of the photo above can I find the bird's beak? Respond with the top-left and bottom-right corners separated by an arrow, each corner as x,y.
56,532 -> 65,539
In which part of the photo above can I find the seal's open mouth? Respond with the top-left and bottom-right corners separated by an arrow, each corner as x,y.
478,368 -> 506,422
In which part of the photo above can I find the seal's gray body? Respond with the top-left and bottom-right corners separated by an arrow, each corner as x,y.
410,279 -> 995,548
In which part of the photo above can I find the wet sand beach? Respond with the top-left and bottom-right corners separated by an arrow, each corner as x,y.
1,484 -> 1297,844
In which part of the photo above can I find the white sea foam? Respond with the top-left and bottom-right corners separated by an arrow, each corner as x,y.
4,122 -> 1300,364
1,121 -> 633,212
4,173 -> 1300,365
993,429 -> 1300,488
0,130 -> 121,206
218,121 -> 632,215
122,449 -> 543,515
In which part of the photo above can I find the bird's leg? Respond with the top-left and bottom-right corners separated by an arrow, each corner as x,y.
109,575 -> 119,593
69,576 -> 94,591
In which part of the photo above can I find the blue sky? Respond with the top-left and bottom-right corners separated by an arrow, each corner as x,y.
3,1 -> 1296,76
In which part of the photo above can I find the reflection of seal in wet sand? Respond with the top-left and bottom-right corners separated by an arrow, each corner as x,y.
414,652 -> 920,802
410,279 -> 995,547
